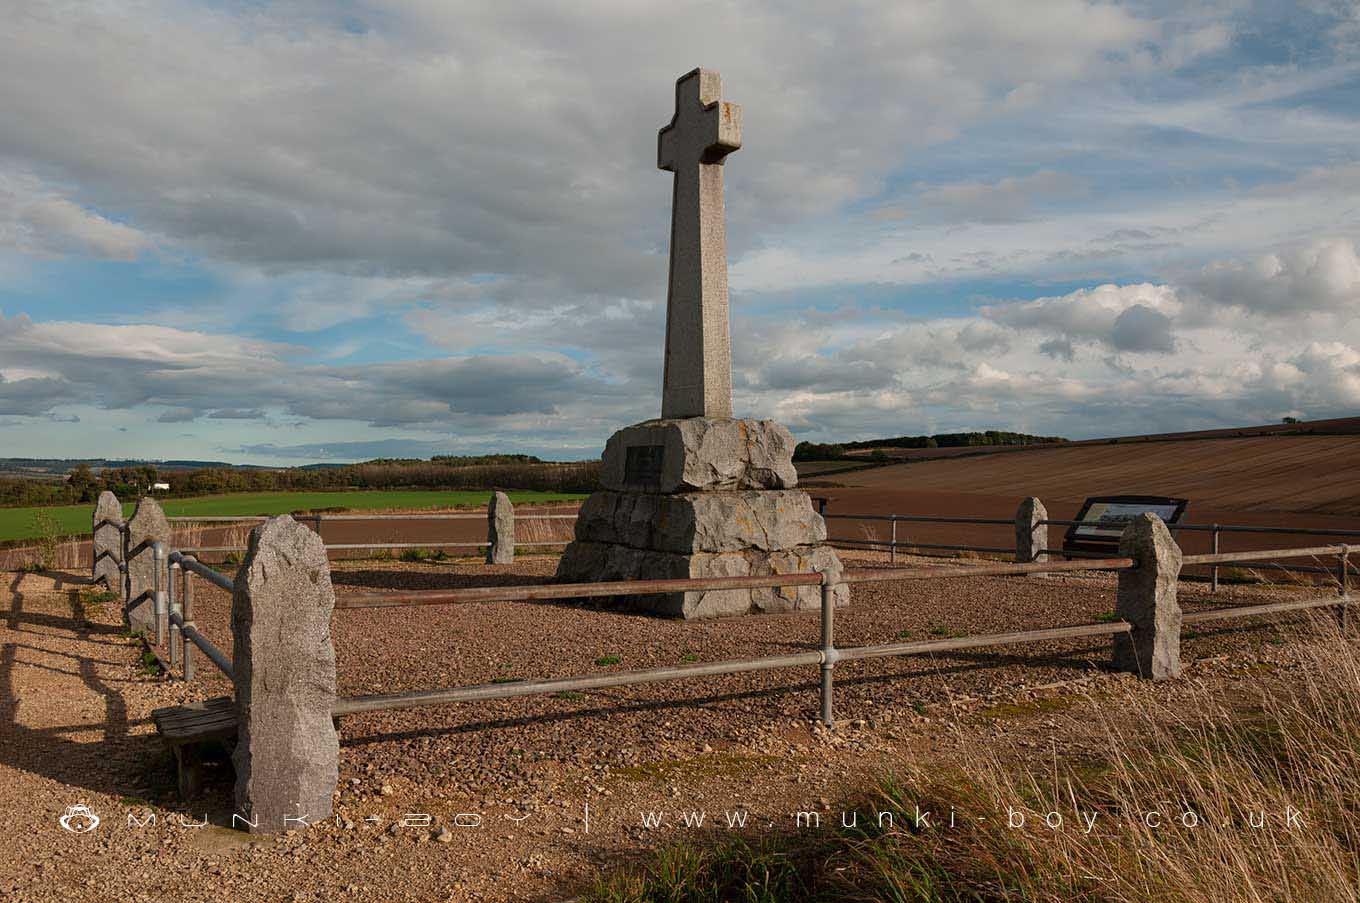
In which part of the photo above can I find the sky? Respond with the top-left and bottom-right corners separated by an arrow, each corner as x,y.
1,0 -> 1359,465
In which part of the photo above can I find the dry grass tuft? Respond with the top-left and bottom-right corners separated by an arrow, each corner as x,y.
590,615 -> 1360,902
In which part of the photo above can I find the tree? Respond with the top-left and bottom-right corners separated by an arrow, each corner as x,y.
66,463 -> 97,502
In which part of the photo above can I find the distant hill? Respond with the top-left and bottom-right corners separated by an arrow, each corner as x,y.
796,430 -> 1066,461
0,457 -> 268,481
800,416 -> 1360,466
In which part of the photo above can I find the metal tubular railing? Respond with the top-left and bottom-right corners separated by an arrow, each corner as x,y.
167,511 -> 576,522
819,504 -> 1360,596
125,504 -> 1358,732
173,552 -> 238,592
168,608 -> 234,679
832,537 -> 1015,556
332,649 -> 826,716
324,556 -> 1139,725
330,611 -> 1140,720
159,550 -> 235,681
1181,545 -> 1351,565
332,557 -> 1134,611
1037,518 -> 1360,536
824,512 -> 1015,526
1182,596 -> 1353,624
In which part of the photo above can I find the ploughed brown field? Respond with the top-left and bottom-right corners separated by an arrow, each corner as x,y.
810,434 -> 1360,563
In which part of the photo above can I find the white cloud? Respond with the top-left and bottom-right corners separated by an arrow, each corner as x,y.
893,169 -> 1086,224
2,2 -> 1359,457
0,174 -> 151,260
983,283 -> 1182,352
1188,237 -> 1360,315
0,313 -> 629,436
0,0 -> 1152,296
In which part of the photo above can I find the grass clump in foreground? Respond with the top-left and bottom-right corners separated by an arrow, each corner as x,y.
587,617 -> 1360,902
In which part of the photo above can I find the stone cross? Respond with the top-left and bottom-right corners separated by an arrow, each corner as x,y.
658,68 -> 741,419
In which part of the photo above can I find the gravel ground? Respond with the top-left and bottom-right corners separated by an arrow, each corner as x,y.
0,554 -> 1329,902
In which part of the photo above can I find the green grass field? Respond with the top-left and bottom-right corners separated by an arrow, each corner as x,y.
0,489 -> 587,544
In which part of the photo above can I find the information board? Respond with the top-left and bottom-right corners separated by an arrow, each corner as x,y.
1062,495 -> 1189,555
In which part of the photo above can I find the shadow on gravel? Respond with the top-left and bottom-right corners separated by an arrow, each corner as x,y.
33,568 -> 95,589
0,572 -> 165,799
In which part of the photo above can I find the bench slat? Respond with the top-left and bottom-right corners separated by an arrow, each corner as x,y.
152,697 -> 237,743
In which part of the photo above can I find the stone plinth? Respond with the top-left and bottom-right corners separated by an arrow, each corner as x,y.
557,417 -> 845,619
232,516 -> 338,833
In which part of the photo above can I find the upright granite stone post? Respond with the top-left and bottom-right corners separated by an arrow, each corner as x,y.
1112,513 -> 1183,680
124,497 -> 170,634
487,491 -> 515,565
91,491 -> 123,591
1014,497 -> 1048,574
231,516 -> 338,834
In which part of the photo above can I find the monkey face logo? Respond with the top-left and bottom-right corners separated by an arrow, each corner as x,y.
59,803 -> 100,834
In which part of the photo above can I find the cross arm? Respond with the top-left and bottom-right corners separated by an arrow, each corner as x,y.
658,101 -> 742,170
658,68 -> 743,171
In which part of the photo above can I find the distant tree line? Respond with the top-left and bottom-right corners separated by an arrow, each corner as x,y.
0,455 -> 601,508
794,430 -> 1067,461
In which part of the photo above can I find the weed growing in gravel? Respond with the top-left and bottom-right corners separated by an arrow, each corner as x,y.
1094,611 -> 1118,623
589,616 -> 1360,902
30,509 -> 62,570
681,654 -> 700,663
553,691 -> 586,701
400,548 -> 449,563
491,676 -> 524,684
896,629 -> 914,640
140,650 -> 162,676
596,654 -> 622,666
78,589 -> 118,614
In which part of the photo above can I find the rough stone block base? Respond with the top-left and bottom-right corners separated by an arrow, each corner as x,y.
574,489 -> 824,554
600,417 -> 797,493
557,540 -> 846,618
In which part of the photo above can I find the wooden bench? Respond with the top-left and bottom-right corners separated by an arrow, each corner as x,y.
151,696 -> 237,799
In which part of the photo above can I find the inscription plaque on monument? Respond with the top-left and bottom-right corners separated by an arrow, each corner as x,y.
624,445 -> 666,488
